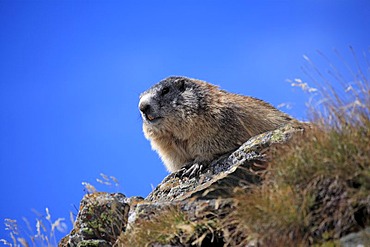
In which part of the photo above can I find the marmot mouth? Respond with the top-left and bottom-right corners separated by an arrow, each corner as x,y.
144,113 -> 162,123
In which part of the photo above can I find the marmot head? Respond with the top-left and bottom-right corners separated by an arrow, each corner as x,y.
139,76 -> 209,139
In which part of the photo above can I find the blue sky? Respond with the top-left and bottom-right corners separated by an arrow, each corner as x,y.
0,0 -> 369,243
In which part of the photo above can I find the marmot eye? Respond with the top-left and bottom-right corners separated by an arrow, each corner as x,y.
161,87 -> 170,96
178,80 -> 186,92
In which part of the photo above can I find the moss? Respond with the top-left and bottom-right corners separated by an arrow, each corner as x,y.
77,239 -> 110,247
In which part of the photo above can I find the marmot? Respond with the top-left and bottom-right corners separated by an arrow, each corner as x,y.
139,76 -> 296,173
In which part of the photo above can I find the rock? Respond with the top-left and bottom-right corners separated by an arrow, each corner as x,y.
59,193 -> 129,247
123,124 -> 303,246
146,124 -> 301,202
340,227 -> 370,247
60,124 -> 303,246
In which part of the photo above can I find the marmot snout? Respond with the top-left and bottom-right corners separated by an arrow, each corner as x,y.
139,76 -> 296,172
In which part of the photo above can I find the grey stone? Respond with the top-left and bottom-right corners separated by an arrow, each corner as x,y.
59,193 -> 130,247
340,227 -> 370,247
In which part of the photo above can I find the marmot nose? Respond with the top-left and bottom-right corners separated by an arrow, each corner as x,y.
139,102 -> 158,122
139,102 -> 151,115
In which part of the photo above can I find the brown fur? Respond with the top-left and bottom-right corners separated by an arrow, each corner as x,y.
139,76 -> 297,172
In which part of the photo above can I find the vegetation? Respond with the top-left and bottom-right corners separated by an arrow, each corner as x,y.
0,208 -> 68,247
0,173 -> 117,247
223,48 -> 370,246
118,206 -> 221,246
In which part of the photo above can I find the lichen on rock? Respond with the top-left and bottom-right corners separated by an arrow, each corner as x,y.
59,192 -> 129,247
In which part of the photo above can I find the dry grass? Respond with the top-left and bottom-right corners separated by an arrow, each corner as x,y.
225,47 -> 370,246
117,206 -> 221,247
0,208 -> 68,247
226,123 -> 370,245
0,173 -> 118,247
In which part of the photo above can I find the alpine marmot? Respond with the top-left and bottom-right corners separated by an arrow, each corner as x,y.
139,76 -> 296,173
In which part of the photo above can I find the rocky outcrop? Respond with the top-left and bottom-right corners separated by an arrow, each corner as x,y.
340,227 -> 370,247
59,193 -> 130,247
59,125 -> 303,247
148,124 -> 298,202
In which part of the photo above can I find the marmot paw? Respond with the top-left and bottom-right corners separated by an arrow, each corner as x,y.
174,162 -> 207,179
